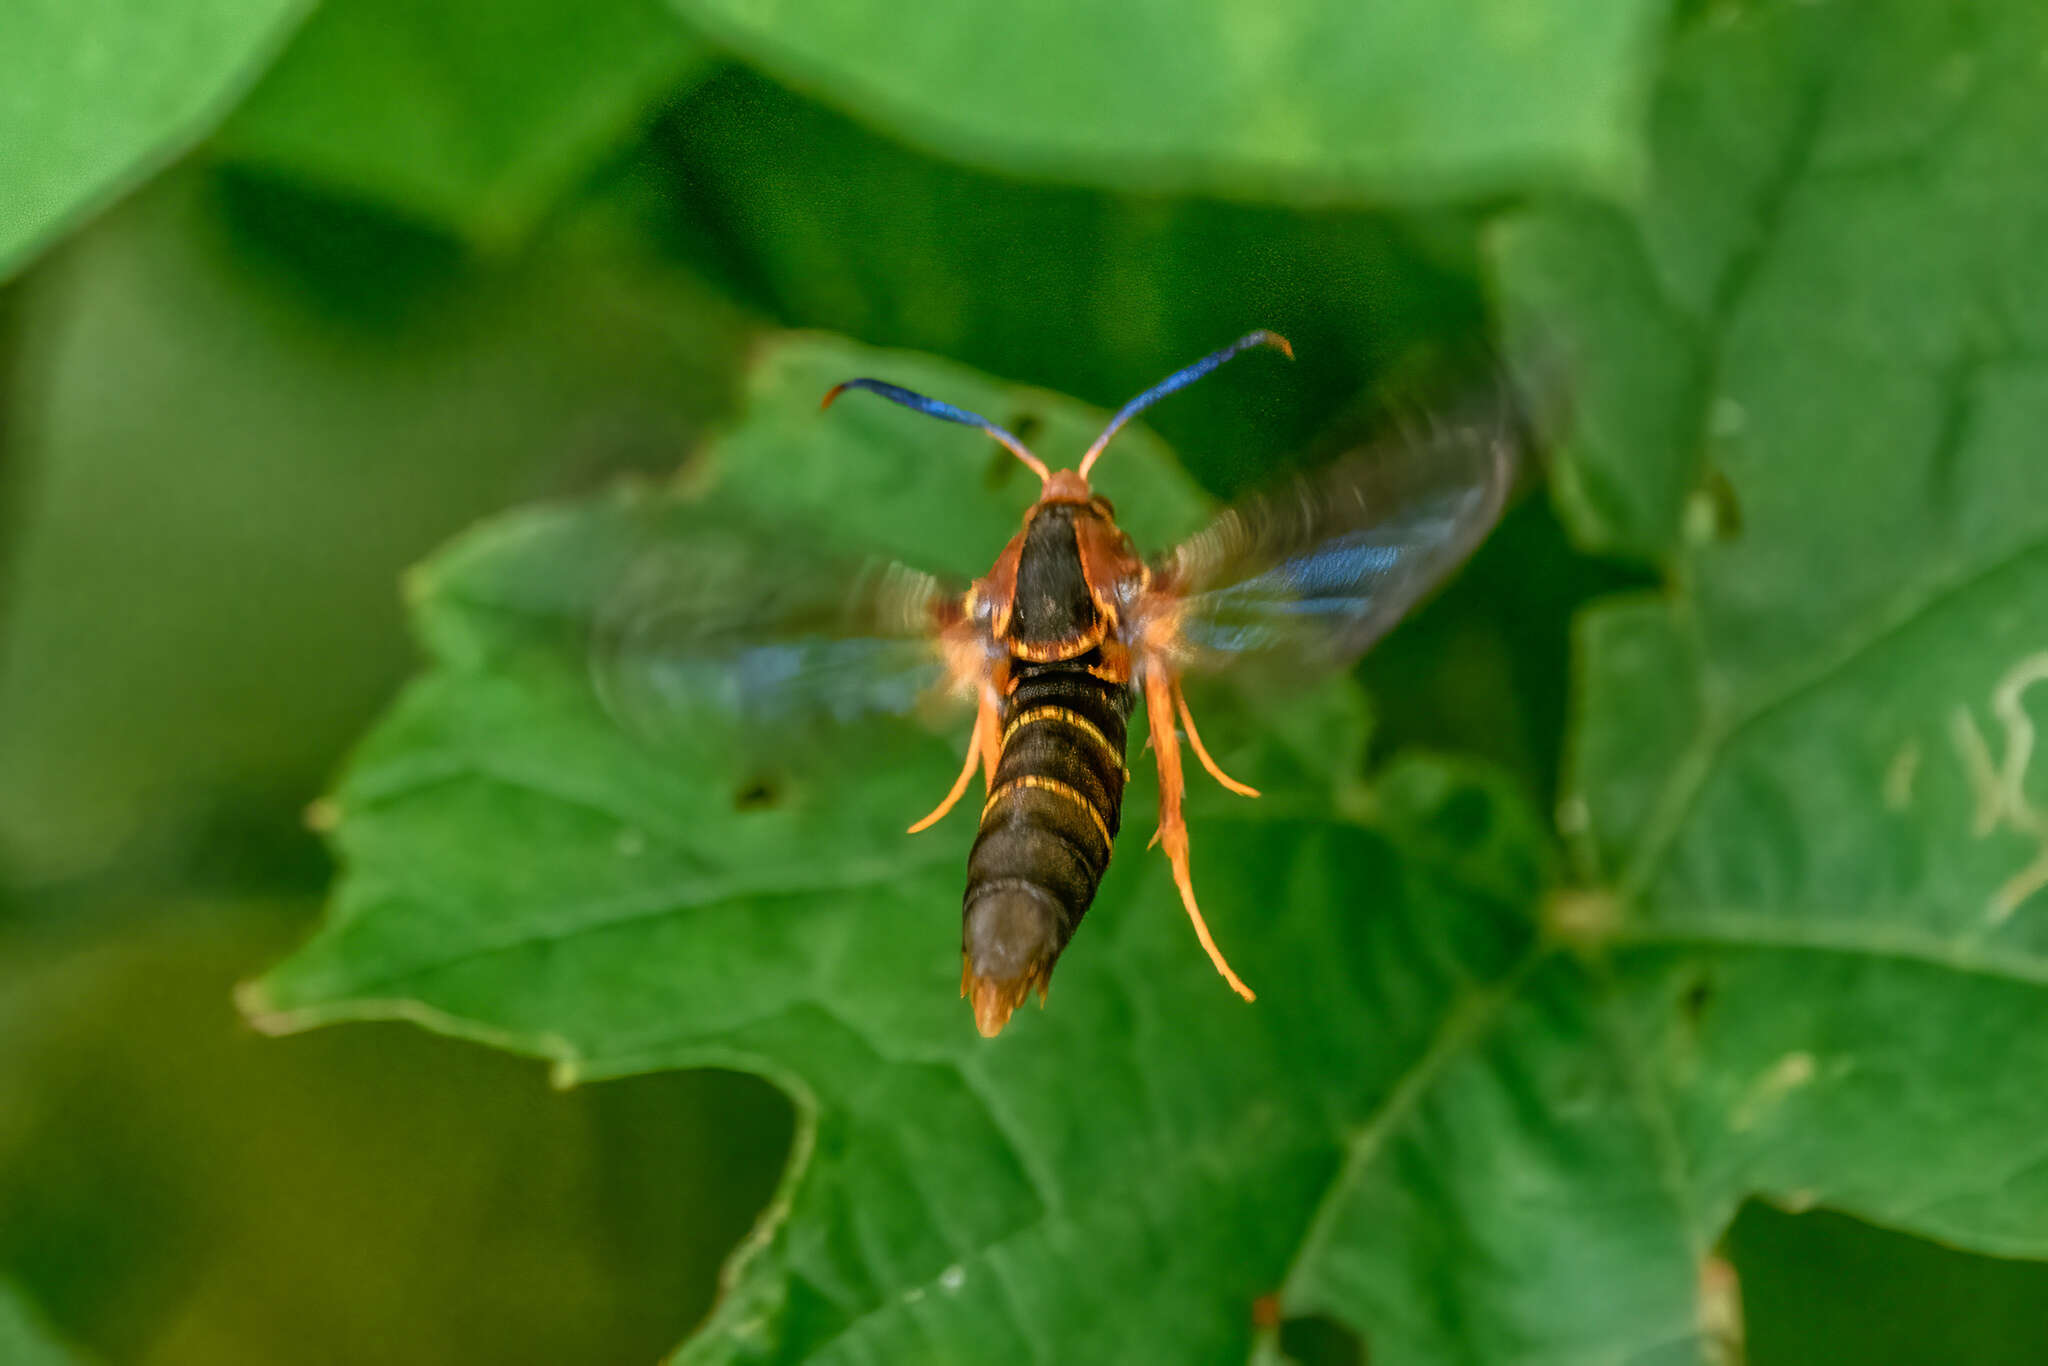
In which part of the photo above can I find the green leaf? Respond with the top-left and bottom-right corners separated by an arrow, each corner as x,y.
0,0 -> 309,279
257,0 -> 2048,1354
1499,0 -> 2048,895
1441,0 -> 2048,1339
252,333 -> 1545,1362
0,167 -> 747,886
668,0 -> 1669,203
0,1280 -> 86,1366
215,0 -> 708,248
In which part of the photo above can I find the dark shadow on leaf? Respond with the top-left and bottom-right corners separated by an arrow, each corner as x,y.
206,168 -> 469,329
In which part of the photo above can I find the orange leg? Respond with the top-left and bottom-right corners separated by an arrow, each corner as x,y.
1174,681 -> 1260,798
909,688 -> 1001,834
1142,669 -> 1256,1002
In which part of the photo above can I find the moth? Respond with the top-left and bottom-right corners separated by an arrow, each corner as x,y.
601,333 -> 1515,1036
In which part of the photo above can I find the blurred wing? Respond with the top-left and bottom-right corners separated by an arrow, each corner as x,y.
1146,397 -> 1517,680
592,525 -> 979,755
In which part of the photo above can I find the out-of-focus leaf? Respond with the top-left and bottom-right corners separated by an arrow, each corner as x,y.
668,0 -> 1668,203
0,899 -> 786,1366
645,67 -> 1489,497
0,0 -> 309,278
0,1278 -> 86,1366
215,0 -> 709,248
0,169 -> 749,888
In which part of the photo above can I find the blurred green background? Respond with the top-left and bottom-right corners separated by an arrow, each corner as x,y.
4,0 -> 2047,1362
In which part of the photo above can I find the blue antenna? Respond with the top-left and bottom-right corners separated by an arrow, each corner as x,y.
1079,330 -> 1292,477
822,378 -> 1050,482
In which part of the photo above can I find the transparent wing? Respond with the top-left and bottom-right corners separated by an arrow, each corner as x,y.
592,523 -> 980,756
1145,395 -> 1517,680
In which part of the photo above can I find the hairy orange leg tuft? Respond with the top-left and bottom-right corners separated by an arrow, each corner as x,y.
1142,669 -> 1256,1001
909,688 -> 1001,834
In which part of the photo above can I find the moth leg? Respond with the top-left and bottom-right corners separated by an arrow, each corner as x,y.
1173,680 -> 1260,798
977,682 -> 1002,787
1142,668 -> 1256,1002
909,687 -> 1000,834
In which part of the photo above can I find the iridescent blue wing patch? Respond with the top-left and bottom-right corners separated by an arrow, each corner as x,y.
592,521 -> 977,760
1146,399 -> 1516,681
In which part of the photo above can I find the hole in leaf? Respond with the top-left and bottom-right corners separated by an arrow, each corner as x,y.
1680,970 -> 1717,1024
733,777 -> 781,811
1279,1313 -> 1367,1366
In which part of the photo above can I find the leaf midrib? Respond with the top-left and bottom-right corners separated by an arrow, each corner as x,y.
1278,949 -> 1543,1301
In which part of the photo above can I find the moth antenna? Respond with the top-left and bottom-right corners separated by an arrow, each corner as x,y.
1077,330 -> 1293,478
823,378 -> 1050,483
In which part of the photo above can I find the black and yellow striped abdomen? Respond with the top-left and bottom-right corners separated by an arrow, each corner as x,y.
960,656 -> 1133,1022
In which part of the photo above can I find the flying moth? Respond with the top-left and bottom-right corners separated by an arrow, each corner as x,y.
600,333 -> 1516,1036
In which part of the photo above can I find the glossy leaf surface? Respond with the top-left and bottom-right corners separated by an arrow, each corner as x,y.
668,0 -> 1667,202
216,0 -> 706,247
0,0 -> 308,276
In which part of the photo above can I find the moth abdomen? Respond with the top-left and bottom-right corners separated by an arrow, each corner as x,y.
961,660 -> 1132,1034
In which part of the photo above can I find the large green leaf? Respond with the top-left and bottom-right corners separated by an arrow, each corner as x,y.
0,0 -> 309,278
215,0 -> 708,248
667,0 -> 1669,203
251,9 -> 2048,1343
250,333 -> 1551,1362
1447,0 -> 2048,1341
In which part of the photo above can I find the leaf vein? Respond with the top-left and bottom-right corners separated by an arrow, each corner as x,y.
1620,527 -> 2048,901
1278,949 -> 1545,1302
